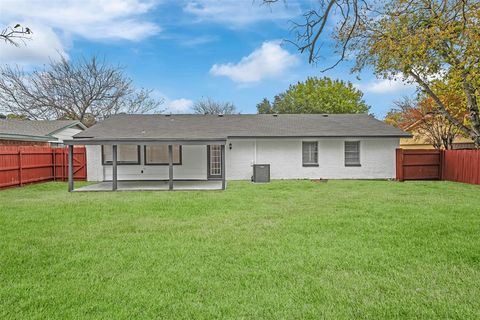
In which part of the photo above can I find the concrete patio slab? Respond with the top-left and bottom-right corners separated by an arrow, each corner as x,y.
73,180 -> 223,192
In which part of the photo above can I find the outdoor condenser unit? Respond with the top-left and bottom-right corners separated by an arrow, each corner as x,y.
252,164 -> 270,183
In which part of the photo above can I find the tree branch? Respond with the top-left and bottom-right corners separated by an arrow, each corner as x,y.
0,24 -> 32,47
408,71 -> 471,137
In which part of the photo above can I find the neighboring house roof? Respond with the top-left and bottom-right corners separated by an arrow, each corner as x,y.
73,114 -> 411,142
401,134 -> 474,147
400,121 -> 475,148
0,119 -> 87,142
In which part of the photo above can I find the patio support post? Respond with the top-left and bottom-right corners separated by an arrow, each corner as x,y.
221,144 -> 226,190
112,145 -> 117,191
168,144 -> 173,191
68,145 -> 74,192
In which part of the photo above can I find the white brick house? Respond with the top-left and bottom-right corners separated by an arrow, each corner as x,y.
64,114 -> 410,191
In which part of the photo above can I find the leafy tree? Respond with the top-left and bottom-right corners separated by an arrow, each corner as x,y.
193,98 -> 237,114
257,77 -> 369,114
256,98 -> 273,114
350,0 -> 480,147
264,0 -> 480,147
0,55 -> 164,126
386,91 -> 467,149
5,114 -> 29,120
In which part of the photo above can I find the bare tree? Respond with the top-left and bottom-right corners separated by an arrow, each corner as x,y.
263,0 -> 366,71
0,55 -> 164,126
1,24 -> 32,46
193,98 -> 238,115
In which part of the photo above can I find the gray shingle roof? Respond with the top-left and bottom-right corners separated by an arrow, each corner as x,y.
0,119 -> 84,139
73,114 -> 410,141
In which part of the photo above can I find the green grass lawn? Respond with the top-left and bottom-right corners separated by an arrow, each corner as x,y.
1,180 -> 479,319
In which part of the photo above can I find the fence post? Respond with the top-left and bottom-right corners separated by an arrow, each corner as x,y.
18,147 -> 23,186
68,145 -> 74,192
63,147 -> 67,181
52,148 -> 56,181
61,147 -> 64,181
439,149 -> 445,181
396,148 -> 404,182
82,147 -> 86,180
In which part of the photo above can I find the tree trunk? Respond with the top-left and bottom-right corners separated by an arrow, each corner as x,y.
462,79 -> 480,144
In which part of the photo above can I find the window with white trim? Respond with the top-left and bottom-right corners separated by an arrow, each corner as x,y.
209,145 -> 222,176
145,145 -> 182,165
344,141 -> 361,166
102,145 -> 140,165
302,141 -> 318,166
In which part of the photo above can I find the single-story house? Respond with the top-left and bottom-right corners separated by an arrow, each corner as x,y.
0,119 -> 86,146
64,113 -> 411,191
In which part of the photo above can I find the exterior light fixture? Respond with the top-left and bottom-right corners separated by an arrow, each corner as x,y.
229,143 -> 232,150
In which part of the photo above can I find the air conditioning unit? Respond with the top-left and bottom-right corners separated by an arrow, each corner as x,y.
252,164 -> 270,183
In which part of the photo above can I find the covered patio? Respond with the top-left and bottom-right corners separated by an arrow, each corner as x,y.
64,138 -> 226,192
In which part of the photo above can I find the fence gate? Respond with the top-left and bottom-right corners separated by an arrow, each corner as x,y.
396,148 -> 480,185
396,149 -> 442,181
53,147 -> 87,181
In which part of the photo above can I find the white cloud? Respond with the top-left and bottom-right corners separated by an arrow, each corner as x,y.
178,35 -> 219,47
356,75 -> 416,94
210,40 -> 298,83
165,98 -> 194,113
0,0 -> 160,65
1,0 -> 161,41
184,0 -> 300,27
0,23 -> 67,65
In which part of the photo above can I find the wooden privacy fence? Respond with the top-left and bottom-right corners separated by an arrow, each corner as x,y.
0,146 -> 86,189
396,149 -> 443,181
396,149 -> 480,185
442,150 -> 480,185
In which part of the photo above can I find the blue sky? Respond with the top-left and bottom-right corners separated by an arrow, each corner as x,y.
0,0 -> 417,118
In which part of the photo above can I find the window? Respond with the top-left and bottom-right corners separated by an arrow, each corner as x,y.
302,141 -> 318,166
102,145 -> 140,165
145,145 -> 182,165
345,141 -> 361,166
208,145 -> 222,176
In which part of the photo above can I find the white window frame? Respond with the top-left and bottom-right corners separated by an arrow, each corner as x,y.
102,145 -> 140,165
208,145 -> 222,176
344,141 -> 361,167
302,141 -> 319,167
144,145 -> 182,165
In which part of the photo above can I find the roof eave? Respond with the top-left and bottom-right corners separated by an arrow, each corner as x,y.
227,135 -> 412,139
47,121 -> 87,136
0,133 -> 55,142
64,138 -> 227,145
65,135 -> 411,145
